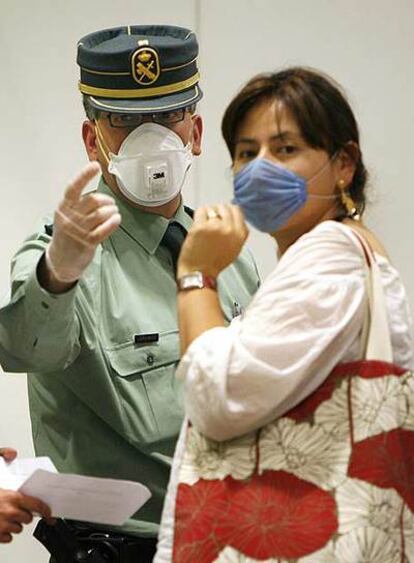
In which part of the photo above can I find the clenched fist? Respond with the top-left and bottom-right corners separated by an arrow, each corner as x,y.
177,204 -> 248,278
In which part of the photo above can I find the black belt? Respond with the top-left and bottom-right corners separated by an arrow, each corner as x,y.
34,518 -> 157,563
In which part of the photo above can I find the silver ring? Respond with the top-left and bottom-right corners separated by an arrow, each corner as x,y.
206,209 -> 220,220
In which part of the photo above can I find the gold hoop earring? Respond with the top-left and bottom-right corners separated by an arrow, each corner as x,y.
338,180 -> 360,221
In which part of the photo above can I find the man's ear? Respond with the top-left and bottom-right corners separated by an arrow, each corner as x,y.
191,114 -> 203,156
336,141 -> 359,187
82,120 -> 99,161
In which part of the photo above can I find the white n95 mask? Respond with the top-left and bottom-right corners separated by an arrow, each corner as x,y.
104,122 -> 193,207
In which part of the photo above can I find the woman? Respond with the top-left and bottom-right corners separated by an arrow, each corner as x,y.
155,68 -> 414,562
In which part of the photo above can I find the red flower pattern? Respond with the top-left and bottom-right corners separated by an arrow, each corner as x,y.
287,368 -> 343,421
174,471 -> 337,561
215,471 -> 338,560
288,360 -> 405,422
173,480 -> 227,563
173,360 -> 413,562
349,428 -> 414,512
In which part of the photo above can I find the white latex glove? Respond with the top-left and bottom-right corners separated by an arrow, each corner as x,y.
45,162 -> 121,283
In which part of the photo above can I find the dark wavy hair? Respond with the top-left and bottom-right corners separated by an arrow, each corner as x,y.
221,67 -> 368,216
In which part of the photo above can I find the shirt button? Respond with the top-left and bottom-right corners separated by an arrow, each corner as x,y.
146,353 -> 155,366
41,301 -> 50,309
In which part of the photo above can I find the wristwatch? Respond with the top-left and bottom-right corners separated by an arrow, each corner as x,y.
177,271 -> 217,291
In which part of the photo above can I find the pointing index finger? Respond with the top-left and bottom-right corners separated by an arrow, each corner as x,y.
64,162 -> 101,204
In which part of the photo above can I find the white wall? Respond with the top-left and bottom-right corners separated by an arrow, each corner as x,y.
198,0 -> 414,291
1,1 -> 413,561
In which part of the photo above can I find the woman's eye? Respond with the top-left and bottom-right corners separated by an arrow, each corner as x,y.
236,150 -> 257,160
277,145 -> 297,155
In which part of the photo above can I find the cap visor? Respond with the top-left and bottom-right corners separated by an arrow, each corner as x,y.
87,85 -> 202,114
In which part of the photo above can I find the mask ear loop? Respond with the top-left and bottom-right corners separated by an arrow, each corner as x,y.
306,150 -> 361,220
306,151 -> 341,200
186,115 -> 197,152
94,121 -> 111,167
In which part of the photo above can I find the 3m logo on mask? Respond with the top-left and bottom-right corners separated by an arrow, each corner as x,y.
153,172 -> 165,180
145,163 -> 169,198
131,47 -> 160,86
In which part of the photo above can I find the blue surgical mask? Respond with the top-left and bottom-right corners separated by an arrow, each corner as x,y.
233,157 -> 335,233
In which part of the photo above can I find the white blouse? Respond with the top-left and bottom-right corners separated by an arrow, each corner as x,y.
177,220 -> 413,442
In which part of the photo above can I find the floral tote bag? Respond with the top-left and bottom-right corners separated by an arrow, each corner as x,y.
170,232 -> 414,563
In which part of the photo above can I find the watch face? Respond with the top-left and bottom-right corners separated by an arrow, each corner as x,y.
181,272 -> 203,289
177,271 -> 217,291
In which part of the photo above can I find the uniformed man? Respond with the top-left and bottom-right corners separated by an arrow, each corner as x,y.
0,25 -> 259,562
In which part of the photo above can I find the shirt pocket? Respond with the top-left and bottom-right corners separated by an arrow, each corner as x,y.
104,329 -> 183,451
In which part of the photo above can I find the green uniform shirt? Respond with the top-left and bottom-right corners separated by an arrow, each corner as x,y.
0,178 -> 259,537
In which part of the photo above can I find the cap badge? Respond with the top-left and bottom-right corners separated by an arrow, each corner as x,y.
131,47 -> 160,86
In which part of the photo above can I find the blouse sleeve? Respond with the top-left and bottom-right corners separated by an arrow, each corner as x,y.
177,222 -> 368,441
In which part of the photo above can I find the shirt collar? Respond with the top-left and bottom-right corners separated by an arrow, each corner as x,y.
97,177 -> 192,254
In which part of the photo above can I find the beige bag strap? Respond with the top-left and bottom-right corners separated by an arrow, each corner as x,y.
350,230 -> 393,362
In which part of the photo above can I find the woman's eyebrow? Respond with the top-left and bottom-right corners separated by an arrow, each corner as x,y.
235,131 -> 302,145
234,137 -> 258,145
270,131 -> 301,141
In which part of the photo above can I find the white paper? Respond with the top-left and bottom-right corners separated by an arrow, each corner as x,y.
0,456 -> 57,490
0,456 -> 151,526
19,469 -> 151,526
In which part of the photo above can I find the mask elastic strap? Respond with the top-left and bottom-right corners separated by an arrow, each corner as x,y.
94,121 -> 111,166
307,151 -> 340,200
308,192 -> 338,200
185,118 -> 195,152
